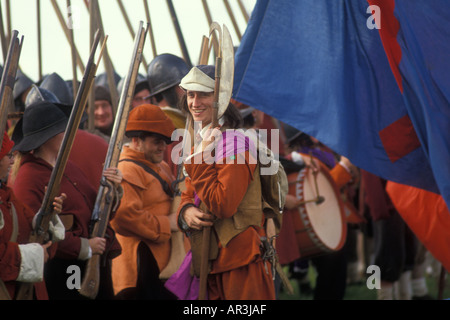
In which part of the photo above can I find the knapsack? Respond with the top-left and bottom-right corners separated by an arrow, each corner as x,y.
257,142 -> 288,230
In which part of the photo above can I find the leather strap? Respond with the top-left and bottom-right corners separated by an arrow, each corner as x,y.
119,159 -> 173,197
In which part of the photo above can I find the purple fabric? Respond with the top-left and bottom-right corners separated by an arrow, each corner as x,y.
192,130 -> 256,208
299,146 -> 336,169
215,130 -> 256,163
194,193 -> 201,207
164,250 -> 205,300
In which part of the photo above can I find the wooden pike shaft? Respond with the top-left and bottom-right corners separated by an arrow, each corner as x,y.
90,0 -> 120,116
0,3 -> 8,61
50,0 -> 85,73
199,24 -> 223,300
143,0 -> 157,58
66,0 -> 79,97
237,0 -> 250,23
223,0 -> 242,40
116,0 -> 148,70
166,0 -> 192,67
201,0 -> 219,56
37,0 -> 43,81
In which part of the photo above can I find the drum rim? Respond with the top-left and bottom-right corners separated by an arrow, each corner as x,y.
295,162 -> 347,252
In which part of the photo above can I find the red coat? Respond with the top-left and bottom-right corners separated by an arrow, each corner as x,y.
12,154 -> 121,299
13,154 -> 120,260
0,184 -> 48,299
70,129 -> 108,190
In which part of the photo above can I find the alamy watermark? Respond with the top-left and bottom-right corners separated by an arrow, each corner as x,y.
66,5 -> 82,30
367,5 -> 381,29
366,265 -> 381,289
66,265 -> 81,290
170,122 -> 281,176
65,264 -> 382,291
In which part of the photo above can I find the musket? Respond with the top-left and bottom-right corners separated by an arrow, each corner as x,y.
15,30 -> 104,300
78,21 -> 148,300
0,30 -> 23,301
0,30 -> 23,147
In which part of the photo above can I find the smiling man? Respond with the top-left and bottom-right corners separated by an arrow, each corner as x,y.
92,85 -> 115,143
110,104 -> 180,300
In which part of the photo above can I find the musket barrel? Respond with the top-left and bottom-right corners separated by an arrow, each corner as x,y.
0,30 -> 23,148
15,30 -> 103,301
79,22 -> 148,300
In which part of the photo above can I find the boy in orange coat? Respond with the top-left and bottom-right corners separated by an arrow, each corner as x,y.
111,104 -> 181,299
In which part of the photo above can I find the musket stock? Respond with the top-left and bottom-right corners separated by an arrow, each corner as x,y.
14,30 -> 103,300
78,21 -> 148,300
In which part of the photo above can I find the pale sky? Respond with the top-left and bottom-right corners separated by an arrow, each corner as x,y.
1,0 -> 256,82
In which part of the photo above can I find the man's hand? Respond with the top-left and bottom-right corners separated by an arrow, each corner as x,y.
182,206 -> 214,230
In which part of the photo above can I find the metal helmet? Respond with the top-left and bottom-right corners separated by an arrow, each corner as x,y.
146,53 -> 190,97
25,84 -> 61,107
40,72 -> 73,105
65,79 -> 80,104
24,84 -> 87,126
95,71 -> 121,91
13,69 -> 34,101
116,73 -> 148,96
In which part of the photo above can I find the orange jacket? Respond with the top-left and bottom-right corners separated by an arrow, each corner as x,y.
110,146 -> 174,294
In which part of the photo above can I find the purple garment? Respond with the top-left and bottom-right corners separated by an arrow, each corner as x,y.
164,251 -> 206,300
215,130 -> 255,163
193,129 -> 256,208
299,146 -> 336,169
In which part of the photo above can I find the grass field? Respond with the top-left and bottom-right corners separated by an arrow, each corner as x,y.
278,265 -> 450,300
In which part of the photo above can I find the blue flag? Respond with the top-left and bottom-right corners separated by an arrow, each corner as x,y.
233,0 -> 450,209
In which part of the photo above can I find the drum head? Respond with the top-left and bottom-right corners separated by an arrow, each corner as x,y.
296,163 -> 346,252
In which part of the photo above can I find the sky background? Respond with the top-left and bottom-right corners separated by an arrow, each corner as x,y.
1,0 -> 256,82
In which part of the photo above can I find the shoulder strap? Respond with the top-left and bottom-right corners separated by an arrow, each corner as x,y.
119,159 -> 173,197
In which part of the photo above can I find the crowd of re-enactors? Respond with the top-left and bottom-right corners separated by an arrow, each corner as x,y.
0,52 -> 443,301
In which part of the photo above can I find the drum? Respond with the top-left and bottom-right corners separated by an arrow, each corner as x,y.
288,158 -> 347,258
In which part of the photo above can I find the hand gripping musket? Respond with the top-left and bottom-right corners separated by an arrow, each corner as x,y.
198,22 -> 234,301
78,22 -> 148,300
0,30 -> 23,301
14,30 -> 104,300
0,30 -> 23,146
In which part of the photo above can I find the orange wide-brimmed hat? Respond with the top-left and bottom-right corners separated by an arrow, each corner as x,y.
126,104 -> 176,143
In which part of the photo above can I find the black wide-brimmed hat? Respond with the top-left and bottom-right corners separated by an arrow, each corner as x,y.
12,101 -> 69,152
